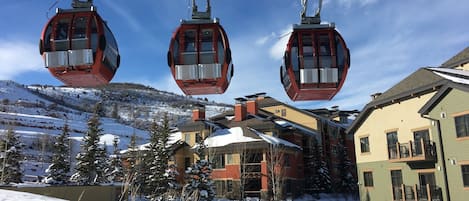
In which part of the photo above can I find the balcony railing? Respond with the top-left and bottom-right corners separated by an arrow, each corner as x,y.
241,163 -> 262,178
388,139 -> 436,163
392,184 -> 442,201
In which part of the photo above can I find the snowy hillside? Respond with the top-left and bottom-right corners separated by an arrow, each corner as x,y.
0,80 -> 231,181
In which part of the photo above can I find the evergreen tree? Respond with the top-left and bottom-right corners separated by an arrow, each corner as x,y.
314,146 -> 332,193
310,144 -> 331,194
165,164 -> 180,199
70,113 -> 103,185
95,143 -> 109,184
146,115 -> 171,201
123,132 -> 142,197
181,138 -> 215,201
334,140 -> 357,194
0,128 -> 23,184
45,123 -> 71,184
105,136 -> 124,183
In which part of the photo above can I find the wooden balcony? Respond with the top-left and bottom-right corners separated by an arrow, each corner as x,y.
391,184 -> 442,201
388,139 -> 436,163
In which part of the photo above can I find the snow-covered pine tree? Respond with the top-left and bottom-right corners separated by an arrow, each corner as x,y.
70,112 -> 103,185
123,132 -> 142,198
334,140 -> 357,194
165,164 -> 180,199
0,127 -> 23,184
145,115 -> 171,201
316,145 -> 331,193
105,136 -> 124,183
95,143 -> 109,184
181,138 -> 215,201
44,123 -> 71,184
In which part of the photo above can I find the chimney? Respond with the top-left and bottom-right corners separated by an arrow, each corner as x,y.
192,104 -> 205,121
234,97 -> 247,122
255,92 -> 267,100
245,94 -> 259,115
371,92 -> 382,100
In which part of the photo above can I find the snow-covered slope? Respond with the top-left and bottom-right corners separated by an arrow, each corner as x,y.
0,80 -> 231,181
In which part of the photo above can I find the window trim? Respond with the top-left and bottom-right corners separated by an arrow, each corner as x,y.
360,136 -> 370,153
461,162 -> 469,189
363,171 -> 374,187
454,113 -> 469,138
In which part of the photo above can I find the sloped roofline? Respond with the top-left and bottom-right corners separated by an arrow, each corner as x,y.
347,68 -> 449,134
419,82 -> 469,115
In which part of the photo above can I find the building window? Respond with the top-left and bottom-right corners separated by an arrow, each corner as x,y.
462,165 -> 469,187
212,154 -> 225,169
455,114 -> 469,138
363,171 -> 374,187
215,180 -> 224,195
227,180 -> 233,192
184,133 -> 191,144
281,109 -> 287,117
226,153 -> 234,164
360,137 -> 370,153
387,131 -> 398,159
184,157 -> 191,169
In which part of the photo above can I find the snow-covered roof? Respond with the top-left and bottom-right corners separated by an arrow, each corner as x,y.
247,128 -> 302,150
204,127 -> 262,148
428,67 -> 469,85
204,127 -> 302,150
274,120 -> 318,137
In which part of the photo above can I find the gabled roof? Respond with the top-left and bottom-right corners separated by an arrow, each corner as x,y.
347,67 -> 468,134
204,126 -> 302,150
441,46 -> 469,68
177,119 -> 227,132
419,69 -> 469,115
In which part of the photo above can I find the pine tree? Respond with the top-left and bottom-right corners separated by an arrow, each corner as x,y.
45,123 -> 71,184
145,115 -> 171,200
70,113 -> 103,185
123,132 -> 142,197
334,140 -> 357,195
181,138 -> 215,201
310,144 -> 331,194
105,136 -> 124,183
95,143 -> 109,184
165,164 -> 180,199
0,128 -> 23,184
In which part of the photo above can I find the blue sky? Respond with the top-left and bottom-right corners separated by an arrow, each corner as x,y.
1,0 -> 468,110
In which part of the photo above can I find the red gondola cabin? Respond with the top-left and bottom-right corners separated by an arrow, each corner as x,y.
39,3 -> 120,87
167,1 -> 233,95
281,24 -> 350,101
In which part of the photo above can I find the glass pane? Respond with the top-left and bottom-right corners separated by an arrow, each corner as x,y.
318,34 -> 331,56
387,132 -> 398,147
72,16 -> 88,39
360,137 -> 369,153
462,165 -> 469,187
90,17 -> 98,52
364,172 -> 373,187
200,29 -> 213,51
184,30 -> 197,52
301,33 -> 315,69
55,18 -> 70,40
455,115 -> 469,137
336,35 -> 345,67
391,170 -> 403,186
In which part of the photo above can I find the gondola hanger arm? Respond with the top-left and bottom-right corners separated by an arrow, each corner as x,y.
301,0 -> 322,24
192,0 -> 211,20
72,0 -> 93,9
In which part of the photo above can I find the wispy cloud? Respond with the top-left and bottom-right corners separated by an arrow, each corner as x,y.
0,40 -> 43,80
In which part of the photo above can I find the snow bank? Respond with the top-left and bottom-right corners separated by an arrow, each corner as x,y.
0,189 -> 67,201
